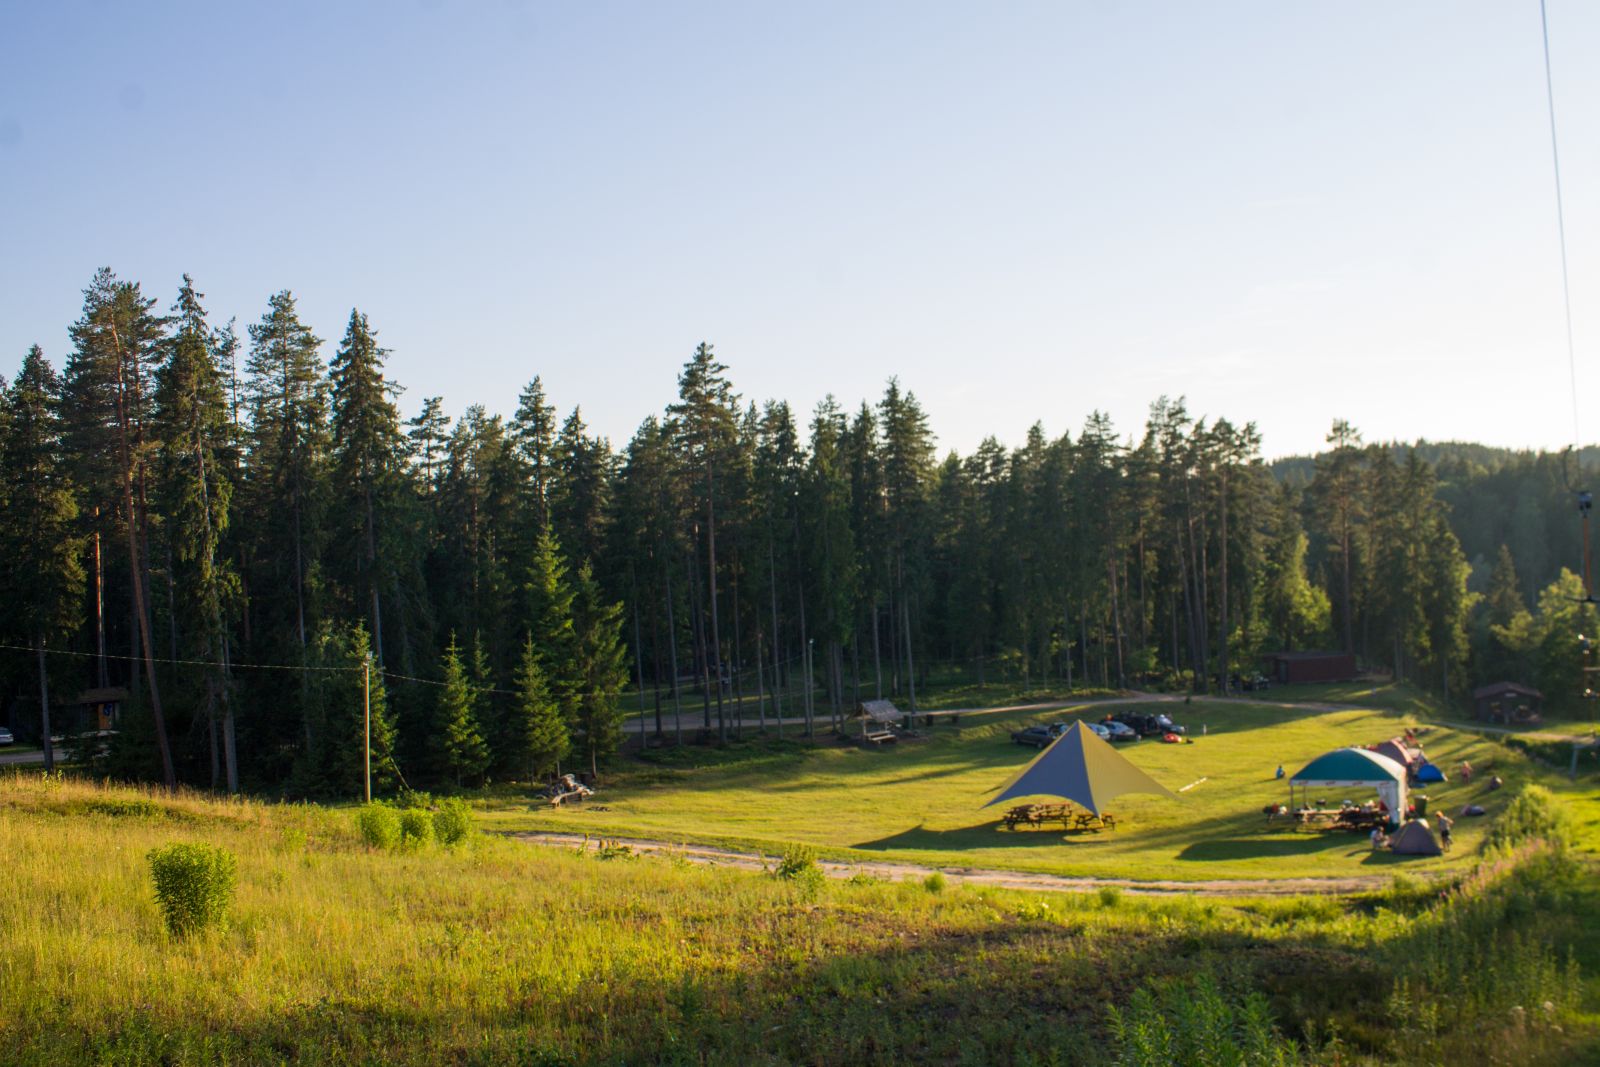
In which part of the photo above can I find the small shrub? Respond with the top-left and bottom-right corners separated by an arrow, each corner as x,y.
1098,885 -> 1123,908
147,842 -> 237,938
775,843 -> 819,880
356,803 -> 401,849
1015,898 -> 1054,922
432,797 -> 473,846
922,871 -> 947,894
398,808 -> 434,848
775,843 -> 826,898
595,839 -> 635,860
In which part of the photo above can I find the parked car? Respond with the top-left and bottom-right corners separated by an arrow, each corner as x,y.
0,726 -> 12,745
1099,718 -> 1139,742
1112,712 -> 1170,738
1152,713 -> 1186,735
1084,721 -> 1112,740
1011,722 -> 1068,749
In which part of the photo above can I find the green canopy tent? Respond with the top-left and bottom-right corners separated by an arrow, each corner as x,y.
1288,748 -> 1408,828
985,721 -> 1176,816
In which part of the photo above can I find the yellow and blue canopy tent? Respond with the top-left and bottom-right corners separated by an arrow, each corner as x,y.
985,721 -> 1176,816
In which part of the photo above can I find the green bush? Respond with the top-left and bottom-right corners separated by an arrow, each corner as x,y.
146,842 -> 237,938
922,871 -> 947,894
432,797 -> 473,846
1480,785 -> 1575,854
398,809 -> 434,848
356,803 -> 401,849
774,843 -> 826,898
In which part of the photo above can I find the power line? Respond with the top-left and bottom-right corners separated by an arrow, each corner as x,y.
1539,0 -> 1581,452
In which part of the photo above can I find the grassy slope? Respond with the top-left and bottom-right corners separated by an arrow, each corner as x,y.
482,698 -> 1598,881
3,774 -> 1596,1066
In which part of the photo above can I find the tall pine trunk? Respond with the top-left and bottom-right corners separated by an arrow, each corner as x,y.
36,639 -> 53,773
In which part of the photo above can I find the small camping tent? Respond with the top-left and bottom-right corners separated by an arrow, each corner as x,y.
1414,762 -> 1447,785
1370,738 -> 1422,773
985,721 -> 1175,816
1390,819 -> 1442,856
1289,748 -> 1408,827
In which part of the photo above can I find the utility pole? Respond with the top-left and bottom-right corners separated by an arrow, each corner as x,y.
363,654 -> 372,804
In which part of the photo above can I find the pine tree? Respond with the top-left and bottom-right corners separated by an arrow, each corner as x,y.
1,347 -> 86,772
67,269 -> 176,787
668,343 -> 741,739
511,376 -> 558,533
571,562 -> 628,776
243,290 -> 328,651
510,633 -> 568,780
329,308 -> 407,663
154,276 -> 241,790
527,528 -> 578,718
436,634 -> 489,786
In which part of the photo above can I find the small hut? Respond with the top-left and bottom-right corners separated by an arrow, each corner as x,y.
1471,682 -> 1543,724
853,699 -> 903,744
1265,652 -> 1357,685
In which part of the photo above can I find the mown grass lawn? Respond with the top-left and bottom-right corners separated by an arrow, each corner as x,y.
481,698 -> 1600,882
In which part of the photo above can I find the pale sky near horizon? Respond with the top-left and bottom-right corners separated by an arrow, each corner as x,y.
3,2 -> 1597,461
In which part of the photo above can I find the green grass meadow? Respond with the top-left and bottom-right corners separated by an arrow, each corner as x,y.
4,686 -> 1600,1064
484,697 -> 1598,882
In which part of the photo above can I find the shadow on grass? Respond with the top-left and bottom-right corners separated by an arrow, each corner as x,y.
851,821 -> 1122,853
1175,833 -> 1367,863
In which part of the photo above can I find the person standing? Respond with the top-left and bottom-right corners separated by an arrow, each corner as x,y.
1436,811 -> 1454,850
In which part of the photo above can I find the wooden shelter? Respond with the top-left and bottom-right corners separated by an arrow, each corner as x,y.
1471,682 -> 1543,724
853,699 -> 903,744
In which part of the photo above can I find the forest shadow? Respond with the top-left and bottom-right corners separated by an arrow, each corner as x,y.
1176,833 -> 1364,863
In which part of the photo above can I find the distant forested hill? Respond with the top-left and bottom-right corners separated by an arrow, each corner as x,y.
1275,441 -> 1600,601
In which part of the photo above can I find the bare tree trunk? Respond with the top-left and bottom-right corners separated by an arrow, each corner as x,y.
705,469 -> 726,744
221,634 -> 238,794
903,597 -> 917,713
1108,555 -> 1126,687
93,510 -> 108,688
768,541 -> 783,737
665,567 -> 683,746
871,603 -> 883,698
36,639 -> 54,773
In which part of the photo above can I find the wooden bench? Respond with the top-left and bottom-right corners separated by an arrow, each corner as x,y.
862,727 -> 898,745
1074,811 -> 1116,831
548,790 -> 586,808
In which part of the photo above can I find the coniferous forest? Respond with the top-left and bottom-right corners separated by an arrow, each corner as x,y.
2,268 -> 1595,796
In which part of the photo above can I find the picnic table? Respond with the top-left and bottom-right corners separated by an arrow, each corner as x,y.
1002,803 -> 1073,830
1073,811 -> 1116,831
1273,805 -> 1384,832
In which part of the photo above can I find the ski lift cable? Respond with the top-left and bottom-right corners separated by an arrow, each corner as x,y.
1539,0 -> 1581,455
1538,0 -> 1597,603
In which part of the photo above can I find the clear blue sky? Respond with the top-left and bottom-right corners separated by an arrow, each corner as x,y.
3,2 -> 1597,460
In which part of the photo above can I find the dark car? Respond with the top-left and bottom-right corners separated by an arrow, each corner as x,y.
1099,719 -> 1139,742
1111,712 -> 1168,738
1011,722 -> 1068,749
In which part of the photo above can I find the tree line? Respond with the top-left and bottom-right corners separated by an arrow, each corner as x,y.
0,268 -> 1590,796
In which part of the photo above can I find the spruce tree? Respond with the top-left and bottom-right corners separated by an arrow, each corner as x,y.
1,347 -> 86,772
511,633 -> 568,780
437,634 -> 489,786
571,562 -> 628,777
153,275 -> 240,790
329,308 -> 408,663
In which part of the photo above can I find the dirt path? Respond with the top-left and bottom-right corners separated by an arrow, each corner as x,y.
510,831 -> 1394,897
